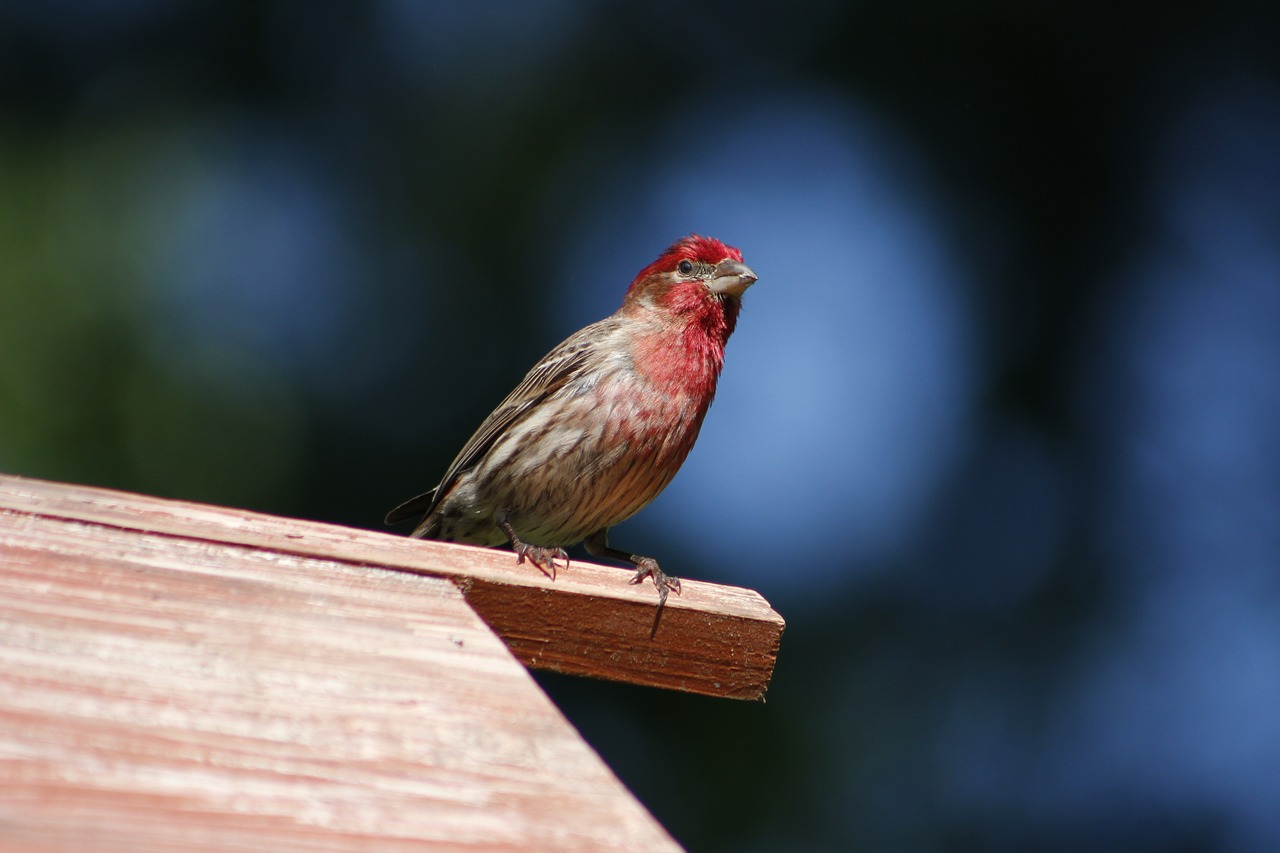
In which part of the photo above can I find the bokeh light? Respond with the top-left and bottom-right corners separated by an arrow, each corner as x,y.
548,89 -> 978,598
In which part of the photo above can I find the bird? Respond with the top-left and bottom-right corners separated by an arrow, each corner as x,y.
387,235 -> 758,621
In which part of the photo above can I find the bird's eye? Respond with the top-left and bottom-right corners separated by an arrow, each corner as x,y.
677,260 -> 694,275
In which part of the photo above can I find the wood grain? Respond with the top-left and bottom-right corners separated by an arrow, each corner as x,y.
0,475 -> 785,700
0,510 -> 681,852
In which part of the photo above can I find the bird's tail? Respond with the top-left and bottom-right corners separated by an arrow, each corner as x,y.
384,488 -> 437,526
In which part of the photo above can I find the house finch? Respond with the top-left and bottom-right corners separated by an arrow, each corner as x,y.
386,235 -> 758,615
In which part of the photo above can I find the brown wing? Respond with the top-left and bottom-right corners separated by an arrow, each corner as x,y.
384,321 -> 604,527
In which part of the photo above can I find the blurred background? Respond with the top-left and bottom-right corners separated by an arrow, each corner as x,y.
3,1 -> 1280,850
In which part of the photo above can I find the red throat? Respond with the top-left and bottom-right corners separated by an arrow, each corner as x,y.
622,235 -> 746,400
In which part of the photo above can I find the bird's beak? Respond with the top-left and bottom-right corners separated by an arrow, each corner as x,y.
708,259 -> 758,297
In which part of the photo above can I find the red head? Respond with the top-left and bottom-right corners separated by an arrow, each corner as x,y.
623,235 -> 757,319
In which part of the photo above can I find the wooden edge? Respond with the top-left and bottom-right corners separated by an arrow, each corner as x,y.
0,474 -> 785,700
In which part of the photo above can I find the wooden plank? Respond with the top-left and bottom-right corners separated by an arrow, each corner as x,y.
0,511 -> 682,852
0,475 -> 784,700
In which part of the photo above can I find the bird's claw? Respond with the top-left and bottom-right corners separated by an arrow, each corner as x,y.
514,543 -> 569,580
628,558 -> 680,638
629,558 -> 681,608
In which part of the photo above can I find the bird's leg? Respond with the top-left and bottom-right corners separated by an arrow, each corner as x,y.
496,513 -> 568,580
585,529 -> 681,636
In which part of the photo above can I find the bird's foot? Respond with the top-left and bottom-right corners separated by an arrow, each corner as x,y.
513,542 -> 569,580
498,515 -> 568,580
629,557 -> 682,609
